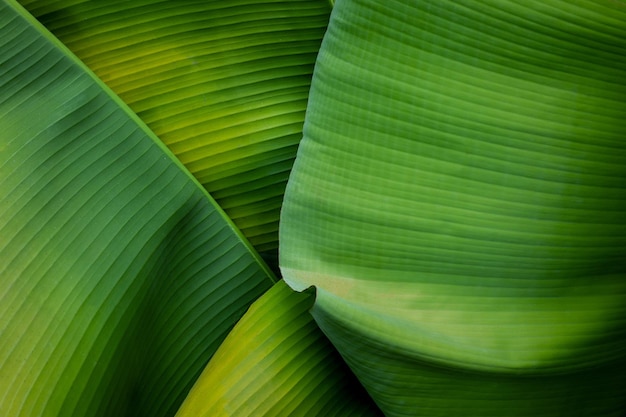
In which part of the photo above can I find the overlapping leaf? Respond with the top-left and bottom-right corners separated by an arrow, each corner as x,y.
0,2 -> 274,416
19,0 -> 332,258
176,280 -> 383,417
280,0 -> 626,415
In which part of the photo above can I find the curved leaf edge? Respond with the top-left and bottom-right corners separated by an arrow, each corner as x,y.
9,0 -> 277,282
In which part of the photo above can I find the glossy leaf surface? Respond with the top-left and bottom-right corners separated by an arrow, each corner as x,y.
176,280 -> 383,417
280,0 -> 626,415
20,0 -> 331,255
0,2 -> 274,416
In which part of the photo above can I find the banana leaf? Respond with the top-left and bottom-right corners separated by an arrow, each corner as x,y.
19,0 -> 332,257
279,0 -> 626,415
176,280 -> 383,417
0,1 -> 275,416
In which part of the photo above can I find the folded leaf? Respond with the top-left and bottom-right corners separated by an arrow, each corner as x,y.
176,280 -> 383,417
19,0 -> 331,256
280,0 -> 626,415
0,2 -> 274,416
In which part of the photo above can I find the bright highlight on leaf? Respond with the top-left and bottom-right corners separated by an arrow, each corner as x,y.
0,2 -> 273,416
19,0 -> 332,255
280,0 -> 626,415
176,280 -> 383,417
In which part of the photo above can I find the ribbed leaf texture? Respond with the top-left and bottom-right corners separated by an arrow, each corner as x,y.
19,0 -> 331,257
176,280 -> 383,417
280,0 -> 626,415
0,2 -> 274,416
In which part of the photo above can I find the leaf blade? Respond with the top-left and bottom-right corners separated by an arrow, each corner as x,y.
0,2 -> 274,416
280,0 -> 626,415
175,280 -> 383,417
19,0 -> 331,255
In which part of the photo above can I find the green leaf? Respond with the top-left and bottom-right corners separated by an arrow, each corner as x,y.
19,0 -> 331,255
0,2 -> 274,416
176,280 -> 383,417
280,0 -> 626,415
